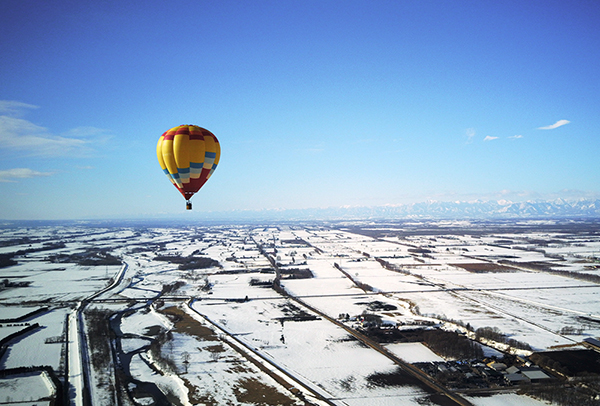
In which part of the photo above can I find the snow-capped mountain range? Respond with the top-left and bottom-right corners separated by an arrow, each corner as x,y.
218,199 -> 600,220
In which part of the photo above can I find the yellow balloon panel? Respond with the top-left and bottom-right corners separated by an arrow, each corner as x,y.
157,125 -> 220,201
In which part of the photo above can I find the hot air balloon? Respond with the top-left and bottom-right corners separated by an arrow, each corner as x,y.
157,125 -> 220,210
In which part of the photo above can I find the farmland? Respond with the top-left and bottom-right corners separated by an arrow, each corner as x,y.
1,219 -> 599,405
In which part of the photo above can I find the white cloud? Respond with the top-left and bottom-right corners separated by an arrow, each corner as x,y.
0,100 -> 39,117
484,136 -> 498,141
0,168 -> 53,182
0,116 -> 89,156
509,134 -> 523,139
537,119 -> 570,130
65,126 -> 109,138
465,128 -> 476,143
0,101 -> 108,157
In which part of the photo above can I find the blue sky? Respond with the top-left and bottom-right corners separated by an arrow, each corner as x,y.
1,0 -> 599,220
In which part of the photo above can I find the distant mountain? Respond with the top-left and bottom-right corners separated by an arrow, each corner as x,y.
214,199 -> 600,220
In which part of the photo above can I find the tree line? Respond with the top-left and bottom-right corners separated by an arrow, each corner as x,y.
423,329 -> 484,359
154,255 -> 219,270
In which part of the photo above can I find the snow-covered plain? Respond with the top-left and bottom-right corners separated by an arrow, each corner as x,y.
1,220 -> 598,405
191,298 -> 430,405
385,343 -> 444,363
0,369 -> 55,404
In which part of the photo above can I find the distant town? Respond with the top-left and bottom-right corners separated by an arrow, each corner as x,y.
1,218 -> 599,406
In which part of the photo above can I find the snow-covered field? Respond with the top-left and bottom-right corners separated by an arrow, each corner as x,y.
0,369 -> 55,404
1,220 -> 599,405
385,343 -> 444,363
191,298 -> 430,405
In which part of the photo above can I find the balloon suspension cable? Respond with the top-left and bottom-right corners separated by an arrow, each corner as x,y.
186,200 -> 192,210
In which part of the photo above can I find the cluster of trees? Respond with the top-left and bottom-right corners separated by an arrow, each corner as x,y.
407,247 -> 432,254
560,326 -> 585,335
0,323 -> 41,356
365,301 -> 398,312
249,278 -> 272,287
0,254 -> 17,268
423,329 -> 484,359
416,312 -> 533,353
160,281 -> 186,295
0,307 -> 47,324
280,238 -> 311,246
375,258 -> 411,275
47,249 -> 121,266
547,269 -> 600,284
78,252 -> 120,266
354,280 -> 374,292
154,255 -> 219,270
529,353 -> 570,376
500,260 -> 600,284
85,309 -> 113,372
366,367 -> 417,388
0,237 -> 34,247
333,263 -> 374,292
520,376 -> 600,406
1,242 -> 68,268
148,328 -> 179,373
279,268 -> 313,279
475,326 -> 532,351
0,279 -> 31,288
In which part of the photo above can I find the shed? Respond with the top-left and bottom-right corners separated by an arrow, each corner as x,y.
583,337 -> 600,352
521,368 -> 551,383
505,373 -> 529,385
487,362 -> 507,371
505,366 -> 520,374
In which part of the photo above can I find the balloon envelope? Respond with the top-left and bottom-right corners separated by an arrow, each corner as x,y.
157,125 -> 220,203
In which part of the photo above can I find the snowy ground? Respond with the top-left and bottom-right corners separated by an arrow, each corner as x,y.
190,298 -> 431,405
1,220 -> 598,405
464,393 -> 556,406
0,370 -> 55,405
385,342 -> 444,363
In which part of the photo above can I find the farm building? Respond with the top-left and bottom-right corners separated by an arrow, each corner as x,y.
583,337 -> 600,352
503,366 -> 552,385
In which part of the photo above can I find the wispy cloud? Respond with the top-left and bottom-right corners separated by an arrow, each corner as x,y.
0,116 -> 89,156
484,136 -> 498,141
0,100 -> 108,157
509,134 -> 523,139
0,168 -> 53,182
64,126 -> 109,138
0,100 -> 39,117
538,119 -> 570,130
465,128 -> 476,144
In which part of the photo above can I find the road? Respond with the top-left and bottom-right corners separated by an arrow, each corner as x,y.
71,262 -> 129,406
288,295 -> 475,406
254,236 -> 476,406
185,300 -> 339,406
74,234 -> 585,405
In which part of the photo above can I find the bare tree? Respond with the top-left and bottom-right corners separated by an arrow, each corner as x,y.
182,351 -> 190,374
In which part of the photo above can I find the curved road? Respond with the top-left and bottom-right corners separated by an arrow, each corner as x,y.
73,262 -> 129,406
